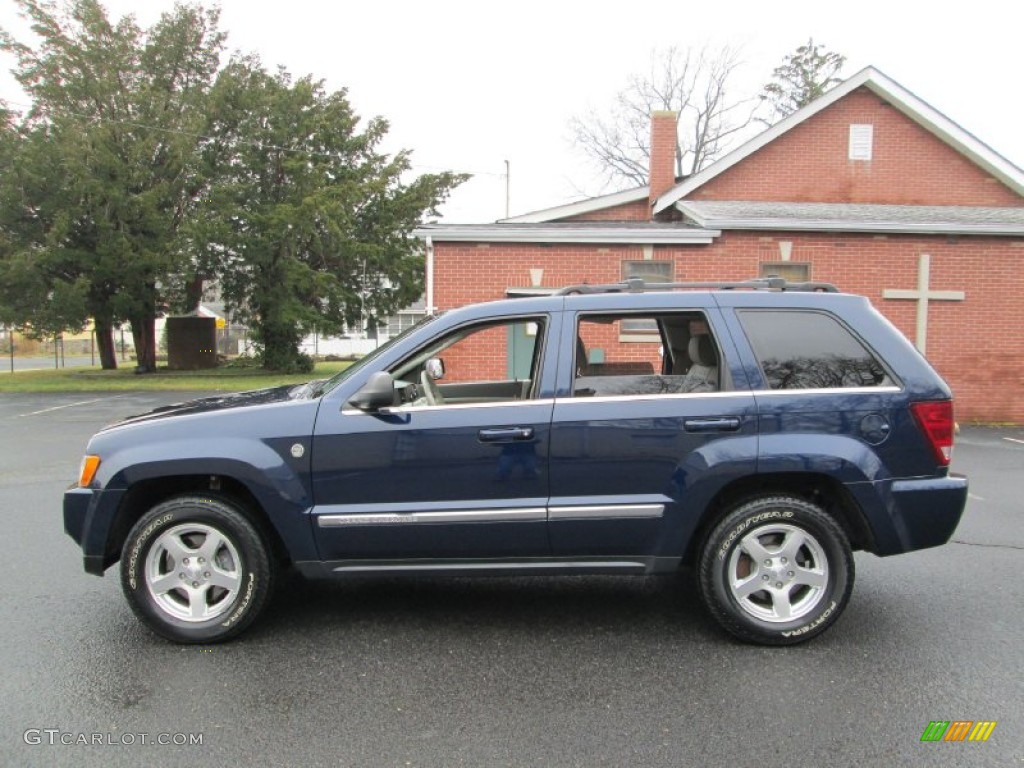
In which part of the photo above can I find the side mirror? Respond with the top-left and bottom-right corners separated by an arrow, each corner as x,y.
348,371 -> 396,412
425,357 -> 445,381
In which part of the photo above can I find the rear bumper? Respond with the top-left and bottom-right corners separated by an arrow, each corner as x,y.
870,473 -> 968,555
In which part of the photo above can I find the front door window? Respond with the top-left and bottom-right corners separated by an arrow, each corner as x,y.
388,318 -> 545,408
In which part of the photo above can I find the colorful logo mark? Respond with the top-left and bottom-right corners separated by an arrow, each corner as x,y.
920,721 -> 996,742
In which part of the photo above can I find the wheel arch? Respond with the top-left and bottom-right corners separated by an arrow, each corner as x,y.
682,471 -> 874,566
104,475 -> 290,572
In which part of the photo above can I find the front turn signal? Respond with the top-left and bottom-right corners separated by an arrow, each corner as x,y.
78,455 -> 101,487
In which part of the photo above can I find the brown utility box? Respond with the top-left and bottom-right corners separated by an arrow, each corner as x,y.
166,316 -> 217,370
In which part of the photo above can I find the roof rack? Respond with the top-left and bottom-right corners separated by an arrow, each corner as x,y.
556,277 -> 839,295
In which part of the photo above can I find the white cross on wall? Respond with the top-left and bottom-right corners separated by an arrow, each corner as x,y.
882,253 -> 965,355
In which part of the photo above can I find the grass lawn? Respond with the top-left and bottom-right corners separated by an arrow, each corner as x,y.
0,360 -> 352,393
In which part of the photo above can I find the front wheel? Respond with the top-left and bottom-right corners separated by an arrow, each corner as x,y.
698,495 -> 854,645
120,495 -> 274,643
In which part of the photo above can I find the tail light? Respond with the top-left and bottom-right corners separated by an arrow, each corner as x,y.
910,400 -> 954,466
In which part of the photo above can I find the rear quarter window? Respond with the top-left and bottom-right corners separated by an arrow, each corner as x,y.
738,309 -> 893,390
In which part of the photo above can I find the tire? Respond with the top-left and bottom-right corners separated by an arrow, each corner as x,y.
698,495 -> 854,645
120,495 -> 274,644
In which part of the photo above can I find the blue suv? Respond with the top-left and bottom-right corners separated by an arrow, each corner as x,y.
64,278 -> 968,645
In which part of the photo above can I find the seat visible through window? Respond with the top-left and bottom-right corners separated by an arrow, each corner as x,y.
682,334 -> 718,392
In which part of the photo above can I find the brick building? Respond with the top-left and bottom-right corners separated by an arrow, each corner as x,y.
416,67 -> 1024,423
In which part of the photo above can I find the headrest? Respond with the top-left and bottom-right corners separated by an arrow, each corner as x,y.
688,334 -> 716,367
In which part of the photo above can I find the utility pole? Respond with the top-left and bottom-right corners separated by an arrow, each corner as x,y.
360,259 -> 367,340
504,159 -> 510,219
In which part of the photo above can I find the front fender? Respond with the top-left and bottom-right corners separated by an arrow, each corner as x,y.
81,432 -> 317,567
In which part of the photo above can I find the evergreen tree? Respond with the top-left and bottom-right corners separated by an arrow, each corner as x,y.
761,39 -> 846,123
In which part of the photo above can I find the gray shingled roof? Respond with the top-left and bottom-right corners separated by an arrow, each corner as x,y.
677,201 -> 1024,235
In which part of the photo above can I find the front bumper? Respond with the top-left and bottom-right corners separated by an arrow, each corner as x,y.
63,486 -> 92,545
63,485 -> 125,576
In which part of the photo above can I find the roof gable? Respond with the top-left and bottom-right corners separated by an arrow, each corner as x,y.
653,66 -> 1024,212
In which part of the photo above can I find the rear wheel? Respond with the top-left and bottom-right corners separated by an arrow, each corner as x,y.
120,495 -> 273,643
698,495 -> 854,645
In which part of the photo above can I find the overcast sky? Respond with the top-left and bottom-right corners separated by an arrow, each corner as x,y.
2,0 -> 1022,224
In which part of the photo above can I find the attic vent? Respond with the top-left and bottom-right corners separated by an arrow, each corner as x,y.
849,124 -> 874,161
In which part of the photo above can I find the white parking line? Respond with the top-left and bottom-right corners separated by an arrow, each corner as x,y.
968,493 -> 986,502
16,397 -> 109,417
1003,437 -> 1024,445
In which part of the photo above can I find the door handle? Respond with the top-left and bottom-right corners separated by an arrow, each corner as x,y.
683,417 -> 741,432
478,427 -> 534,442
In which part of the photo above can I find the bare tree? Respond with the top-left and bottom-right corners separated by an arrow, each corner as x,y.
569,45 -> 758,189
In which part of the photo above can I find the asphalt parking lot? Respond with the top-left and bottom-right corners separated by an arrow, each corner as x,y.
1,392 -> 1021,767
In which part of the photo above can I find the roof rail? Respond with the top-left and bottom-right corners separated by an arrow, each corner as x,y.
556,276 -> 839,295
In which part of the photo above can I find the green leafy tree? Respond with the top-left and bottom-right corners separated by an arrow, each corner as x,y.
195,57 -> 466,372
0,111 -> 93,348
761,39 -> 846,123
0,0 -> 223,369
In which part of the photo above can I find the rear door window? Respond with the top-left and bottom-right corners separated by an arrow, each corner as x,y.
574,312 -> 722,396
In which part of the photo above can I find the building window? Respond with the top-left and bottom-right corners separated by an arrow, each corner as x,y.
621,261 -> 673,337
849,124 -> 873,161
760,262 -> 809,283
622,260 -> 673,284
386,312 -> 424,337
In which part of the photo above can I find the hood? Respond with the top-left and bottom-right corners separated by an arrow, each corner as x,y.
106,383 -> 317,430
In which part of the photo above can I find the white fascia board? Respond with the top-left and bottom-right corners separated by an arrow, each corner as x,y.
412,225 -> 720,245
500,186 -> 649,223
654,65 -> 1024,213
675,206 -> 1024,236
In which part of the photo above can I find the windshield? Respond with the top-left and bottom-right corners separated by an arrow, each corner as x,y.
312,313 -> 440,397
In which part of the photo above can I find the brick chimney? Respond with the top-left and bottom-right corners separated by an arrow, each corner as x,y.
648,110 -> 678,215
